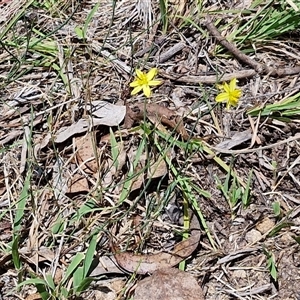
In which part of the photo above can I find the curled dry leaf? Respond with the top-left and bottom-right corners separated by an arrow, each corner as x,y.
67,173 -> 89,194
75,134 -> 99,173
214,129 -> 252,150
55,101 -> 126,143
86,100 -> 126,126
111,211 -> 201,274
124,103 -> 189,140
55,118 -> 92,143
134,267 -> 205,300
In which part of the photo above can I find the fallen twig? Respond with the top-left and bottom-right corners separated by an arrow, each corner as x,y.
160,69 -> 256,84
205,15 -> 264,73
205,14 -> 300,77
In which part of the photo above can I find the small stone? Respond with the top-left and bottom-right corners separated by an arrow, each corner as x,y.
256,217 -> 275,234
232,269 -> 247,279
94,290 -> 115,300
279,232 -> 294,245
245,229 -> 262,243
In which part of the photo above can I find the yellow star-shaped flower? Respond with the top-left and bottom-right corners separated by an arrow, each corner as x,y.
130,68 -> 162,98
215,78 -> 242,109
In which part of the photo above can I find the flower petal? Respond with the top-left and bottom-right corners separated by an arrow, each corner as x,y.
223,82 -> 230,93
130,80 -> 140,87
135,69 -> 144,80
146,68 -> 158,81
233,89 -> 242,98
229,98 -> 238,107
229,78 -> 237,91
131,86 -> 143,95
148,79 -> 162,86
143,85 -> 151,97
215,93 -> 229,102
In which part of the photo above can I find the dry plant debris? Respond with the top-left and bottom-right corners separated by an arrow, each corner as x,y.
0,0 -> 300,299
111,210 -> 201,274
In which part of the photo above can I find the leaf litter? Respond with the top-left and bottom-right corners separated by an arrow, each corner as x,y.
0,0 -> 300,299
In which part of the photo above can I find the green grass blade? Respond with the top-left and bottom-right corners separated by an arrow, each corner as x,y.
44,273 -> 56,291
75,277 -> 94,294
242,169 -> 253,207
73,266 -> 84,290
84,2 -> 101,37
14,170 -> 32,234
36,284 -> 51,300
159,0 -> 168,32
11,236 -> 21,270
17,278 -> 47,287
83,235 -> 97,277
61,253 -> 84,286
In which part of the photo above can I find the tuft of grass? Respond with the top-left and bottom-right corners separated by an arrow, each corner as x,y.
247,91 -> 300,122
263,246 -> 278,282
234,0 -> 300,45
0,1 -> 79,86
215,161 -> 252,217
17,234 -> 98,299
74,2 -> 101,40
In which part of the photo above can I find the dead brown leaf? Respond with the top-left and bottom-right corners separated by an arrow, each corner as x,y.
67,173 -> 89,194
75,133 -> 99,173
112,211 -> 201,274
25,293 -> 42,300
124,103 -> 189,140
89,256 -> 125,276
134,267 -> 204,300
128,150 -> 168,192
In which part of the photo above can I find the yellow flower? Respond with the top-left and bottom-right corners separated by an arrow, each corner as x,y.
215,78 -> 242,109
130,68 -> 162,98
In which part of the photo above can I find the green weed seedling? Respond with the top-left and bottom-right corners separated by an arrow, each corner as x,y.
268,219 -> 294,238
263,246 -> 278,282
74,2 -> 100,40
17,235 -> 98,299
272,201 -> 281,218
216,166 -> 252,217
268,207 -> 293,237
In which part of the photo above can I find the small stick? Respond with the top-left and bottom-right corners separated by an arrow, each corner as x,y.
160,69 -> 256,84
204,15 -> 300,78
158,42 -> 186,63
205,15 -> 264,73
